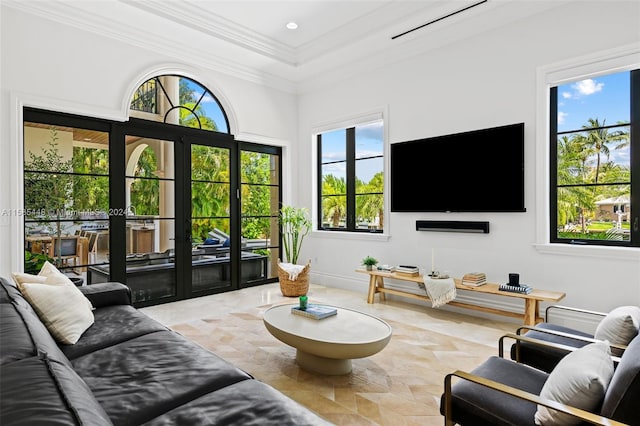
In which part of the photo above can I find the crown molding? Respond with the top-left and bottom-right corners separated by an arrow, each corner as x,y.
120,0 -> 298,66
2,0 -> 298,93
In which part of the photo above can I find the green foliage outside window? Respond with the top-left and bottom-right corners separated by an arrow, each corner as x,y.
556,118 -> 630,239
130,147 -> 160,216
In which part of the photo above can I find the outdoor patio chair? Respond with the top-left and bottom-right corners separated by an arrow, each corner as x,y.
441,332 -> 640,426
510,304 -> 640,373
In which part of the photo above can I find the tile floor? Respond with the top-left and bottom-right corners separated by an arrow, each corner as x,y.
141,282 -> 519,425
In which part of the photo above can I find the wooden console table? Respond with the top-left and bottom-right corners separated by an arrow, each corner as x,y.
356,269 -> 565,325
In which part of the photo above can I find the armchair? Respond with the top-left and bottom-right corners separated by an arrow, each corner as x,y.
510,304 -> 639,373
441,332 -> 640,426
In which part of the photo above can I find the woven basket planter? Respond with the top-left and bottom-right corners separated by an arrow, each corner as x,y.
277,259 -> 310,297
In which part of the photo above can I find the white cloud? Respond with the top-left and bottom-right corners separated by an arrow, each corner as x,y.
572,79 -> 604,96
558,111 -> 568,125
562,91 -> 572,99
201,93 -> 218,104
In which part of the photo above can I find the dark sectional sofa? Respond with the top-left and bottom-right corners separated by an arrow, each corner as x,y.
0,277 -> 332,425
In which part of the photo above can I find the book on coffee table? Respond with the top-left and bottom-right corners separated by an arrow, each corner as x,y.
291,304 -> 338,320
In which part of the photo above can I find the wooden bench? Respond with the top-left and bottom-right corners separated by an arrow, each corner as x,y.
356,269 -> 566,325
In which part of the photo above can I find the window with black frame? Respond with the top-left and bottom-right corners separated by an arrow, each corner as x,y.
317,120 -> 384,232
550,68 -> 638,246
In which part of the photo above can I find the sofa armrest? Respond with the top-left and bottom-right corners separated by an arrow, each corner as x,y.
443,370 -> 627,426
79,282 -> 131,308
545,304 -> 607,324
499,333 -> 622,365
516,326 -> 628,353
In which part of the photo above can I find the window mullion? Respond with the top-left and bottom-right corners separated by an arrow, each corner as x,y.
346,128 -> 356,231
631,69 -> 639,245
316,134 -> 324,230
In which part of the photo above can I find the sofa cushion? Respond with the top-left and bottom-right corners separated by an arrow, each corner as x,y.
78,282 -> 132,308
535,340 -> 614,426
600,334 -> 640,424
0,356 -> 112,426
61,304 -> 168,359
512,323 -> 592,373
20,281 -> 94,344
1,297 -> 72,367
0,303 -> 35,365
143,378 -> 332,426
595,306 -> 640,355
71,330 -> 252,425
441,356 -> 548,426
13,261 -> 93,310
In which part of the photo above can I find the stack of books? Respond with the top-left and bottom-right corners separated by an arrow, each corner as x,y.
461,272 -> 487,287
391,265 -> 419,277
499,284 -> 532,294
291,304 -> 337,320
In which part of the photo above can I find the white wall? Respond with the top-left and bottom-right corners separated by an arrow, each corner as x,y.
298,1 -> 640,325
1,2 -> 639,328
0,7 -> 297,276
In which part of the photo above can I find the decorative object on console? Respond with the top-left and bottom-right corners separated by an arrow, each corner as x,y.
361,256 -> 378,271
419,276 -> 456,308
291,304 -> 337,320
376,264 -> 392,272
499,283 -> 532,294
499,272 -> 531,293
392,265 -> 419,276
461,272 -> 487,287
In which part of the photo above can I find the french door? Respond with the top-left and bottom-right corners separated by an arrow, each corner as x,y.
23,109 -> 281,308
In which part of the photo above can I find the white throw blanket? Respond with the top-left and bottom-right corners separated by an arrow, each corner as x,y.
279,262 -> 306,281
419,277 -> 457,308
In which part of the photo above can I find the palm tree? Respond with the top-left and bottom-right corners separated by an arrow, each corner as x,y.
357,172 -> 384,229
322,175 -> 346,227
580,118 -> 629,184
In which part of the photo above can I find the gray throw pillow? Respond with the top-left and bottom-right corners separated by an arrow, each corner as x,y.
595,306 -> 640,354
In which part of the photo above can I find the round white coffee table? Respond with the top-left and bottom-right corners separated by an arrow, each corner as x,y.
263,304 -> 392,375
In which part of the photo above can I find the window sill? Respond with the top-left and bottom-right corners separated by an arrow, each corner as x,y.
311,230 -> 391,242
533,243 -> 640,261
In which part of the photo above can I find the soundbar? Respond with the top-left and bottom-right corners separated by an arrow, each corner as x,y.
416,220 -> 490,234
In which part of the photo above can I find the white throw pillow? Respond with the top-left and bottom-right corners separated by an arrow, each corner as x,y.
13,262 -> 93,310
20,282 -> 94,344
595,306 -> 640,351
534,340 -> 614,425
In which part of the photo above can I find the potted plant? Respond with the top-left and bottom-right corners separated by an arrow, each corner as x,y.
278,205 -> 312,297
362,255 -> 378,271
279,205 -> 311,265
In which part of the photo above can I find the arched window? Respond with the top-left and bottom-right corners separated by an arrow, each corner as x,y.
130,75 -> 229,133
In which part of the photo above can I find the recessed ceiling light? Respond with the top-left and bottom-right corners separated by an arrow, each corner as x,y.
286,22 -> 298,30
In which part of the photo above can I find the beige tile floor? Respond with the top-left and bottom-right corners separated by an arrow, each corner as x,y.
141,282 -> 519,425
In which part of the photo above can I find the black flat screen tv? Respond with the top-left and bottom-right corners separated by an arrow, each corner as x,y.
391,123 -> 525,212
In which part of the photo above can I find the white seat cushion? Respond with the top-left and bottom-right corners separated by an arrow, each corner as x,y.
13,261 -> 95,344
595,306 -> 640,352
534,340 -> 614,425
20,282 -> 95,344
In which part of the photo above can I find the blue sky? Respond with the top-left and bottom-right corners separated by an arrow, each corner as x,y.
183,78 -> 229,133
557,70 -> 630,165
320,121 -> 384,183
557,71 -> 629,131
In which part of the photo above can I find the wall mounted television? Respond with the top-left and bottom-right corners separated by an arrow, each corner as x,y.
391,123 -> 525,212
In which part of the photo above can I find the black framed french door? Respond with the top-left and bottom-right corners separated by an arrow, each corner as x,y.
22,108 -> 280,308
112,119 -> 241,306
